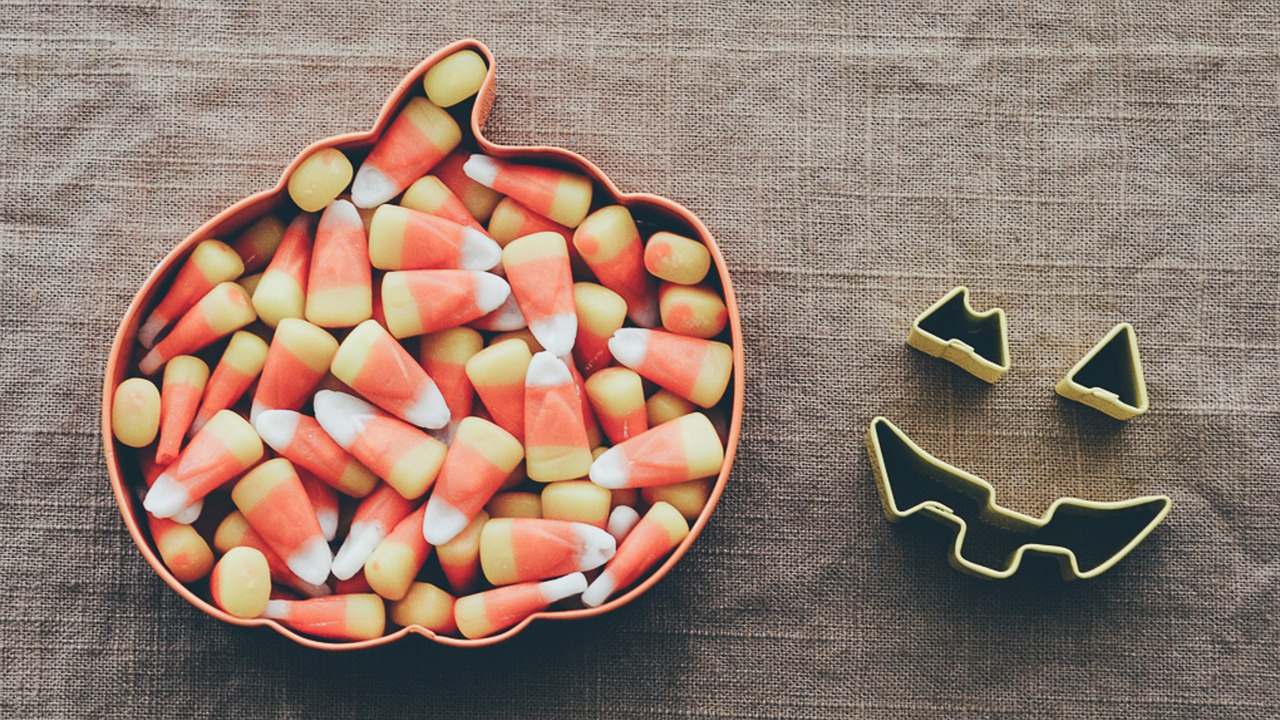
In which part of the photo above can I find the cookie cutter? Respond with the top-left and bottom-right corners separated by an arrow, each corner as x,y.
865,416 -> 1170,580
1055,322 -> 1149,420
906,286 -> 1010,383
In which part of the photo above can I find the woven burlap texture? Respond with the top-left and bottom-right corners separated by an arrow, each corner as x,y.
2,1 -> 1277,718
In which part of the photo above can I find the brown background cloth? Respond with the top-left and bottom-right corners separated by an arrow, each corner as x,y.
2,1 -> 1277,717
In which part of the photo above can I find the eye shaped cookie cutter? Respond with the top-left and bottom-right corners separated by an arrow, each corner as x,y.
1055,322 -> 1149,420
906,286 -> 1010,383
865,416 -> 1170,580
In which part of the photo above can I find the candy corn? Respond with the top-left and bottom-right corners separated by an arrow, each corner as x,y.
146,511 -> 215,584
331,482 -> 415,580
253,410 -> 378,498
643,478 -> 713,521
231,458 -> 332,585
138,240 -> 245,348
463,155 -> 592,228
306,199 -> 372,327
584,367 -> 648,445
608,328 -> 733,408
329,320 -> 450,428
400,176 -> 485,231
154,356 -> 209,464
487,197 -> 573,247
644,231 -> 711,285
418,328 -> 482,427
541,481 -> 612,529
138,282 -> 255,375
298,469 -> 340,541
659,283 -> 728,339
435,510 -> 488,595
368,205 -> 501,271
433,151 -> 502,223
351,96 -> 461,208
333,572 -> 374,595
480,518 -> 614,586
231,215 -> 286,274
313,390 -> 448,500
464,338 -> 532,440
144,410 -> 263,519
191,330 -> 268,433
581,502 -> 689,607
210,546 -> 271,619
524,352 -> 593,482
421,416 -> 524,546
137,447 -> 202,525
423,49 -> 487,108
647,388 -> 697,426
250,318 -> 338,421
573,205 -> 658,327
454,573 -> 587,639
606,504 -> 641,544
502,232 -> 577,356
213,511 -> 330,598
288,148 -> 353,213
261,594 -> 386,642
565,359 -> 605,450
364,504 -> 432,601
252,213 -> 314,328
390,583 -> 457,635
588,413 -> 724,490
468,292 -> 527,332
112,377 -> 161,448
572,282 -> 627,376
381,270 -> 510,339
485,492 -> 542,519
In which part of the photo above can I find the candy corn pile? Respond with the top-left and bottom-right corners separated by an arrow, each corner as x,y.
109,48 -> 735,642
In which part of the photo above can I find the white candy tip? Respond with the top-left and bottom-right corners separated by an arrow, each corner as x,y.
404,383 -> 451,429
261,599 -> 289,619
472,272 -> 511,313
575,525 -> 617,572
317,509 -> 339,542
588,447 -> 630,489
422,498 -> 470,546
351,165 -> 397,208
331,522 -> 385,580
313,391 -> 373,449
541,572 -> 589,603
252,410 -> 301,452
607,328 -> 649,369
172,499 -> 203,526
138,350 -> 163,376
142,474 -> 190,519
526,351 -> 572,388
137,315 -> 165,349
287,537 -> 333,586
473,294 -> 526,331
529,313 -> 578,358
460,229 -> 503,271
580,571 -> 617,608
462,154 -> 499,187
326,198 -> 363,225
607,505 -> 641,542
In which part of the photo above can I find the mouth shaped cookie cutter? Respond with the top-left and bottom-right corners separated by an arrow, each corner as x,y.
906,286 -> 1010,383
865,416 -> 1170,580
1055,322 -> 1149,420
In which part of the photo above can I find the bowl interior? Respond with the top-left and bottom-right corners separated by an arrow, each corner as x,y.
103,38 -> 744,649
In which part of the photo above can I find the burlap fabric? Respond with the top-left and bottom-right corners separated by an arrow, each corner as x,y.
2,2 -> 1277,717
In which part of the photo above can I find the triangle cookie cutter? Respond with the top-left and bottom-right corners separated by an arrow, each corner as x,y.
1055,323 -> 1149,420
906,286 -> 1010,383
865,417 -> 1170,580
